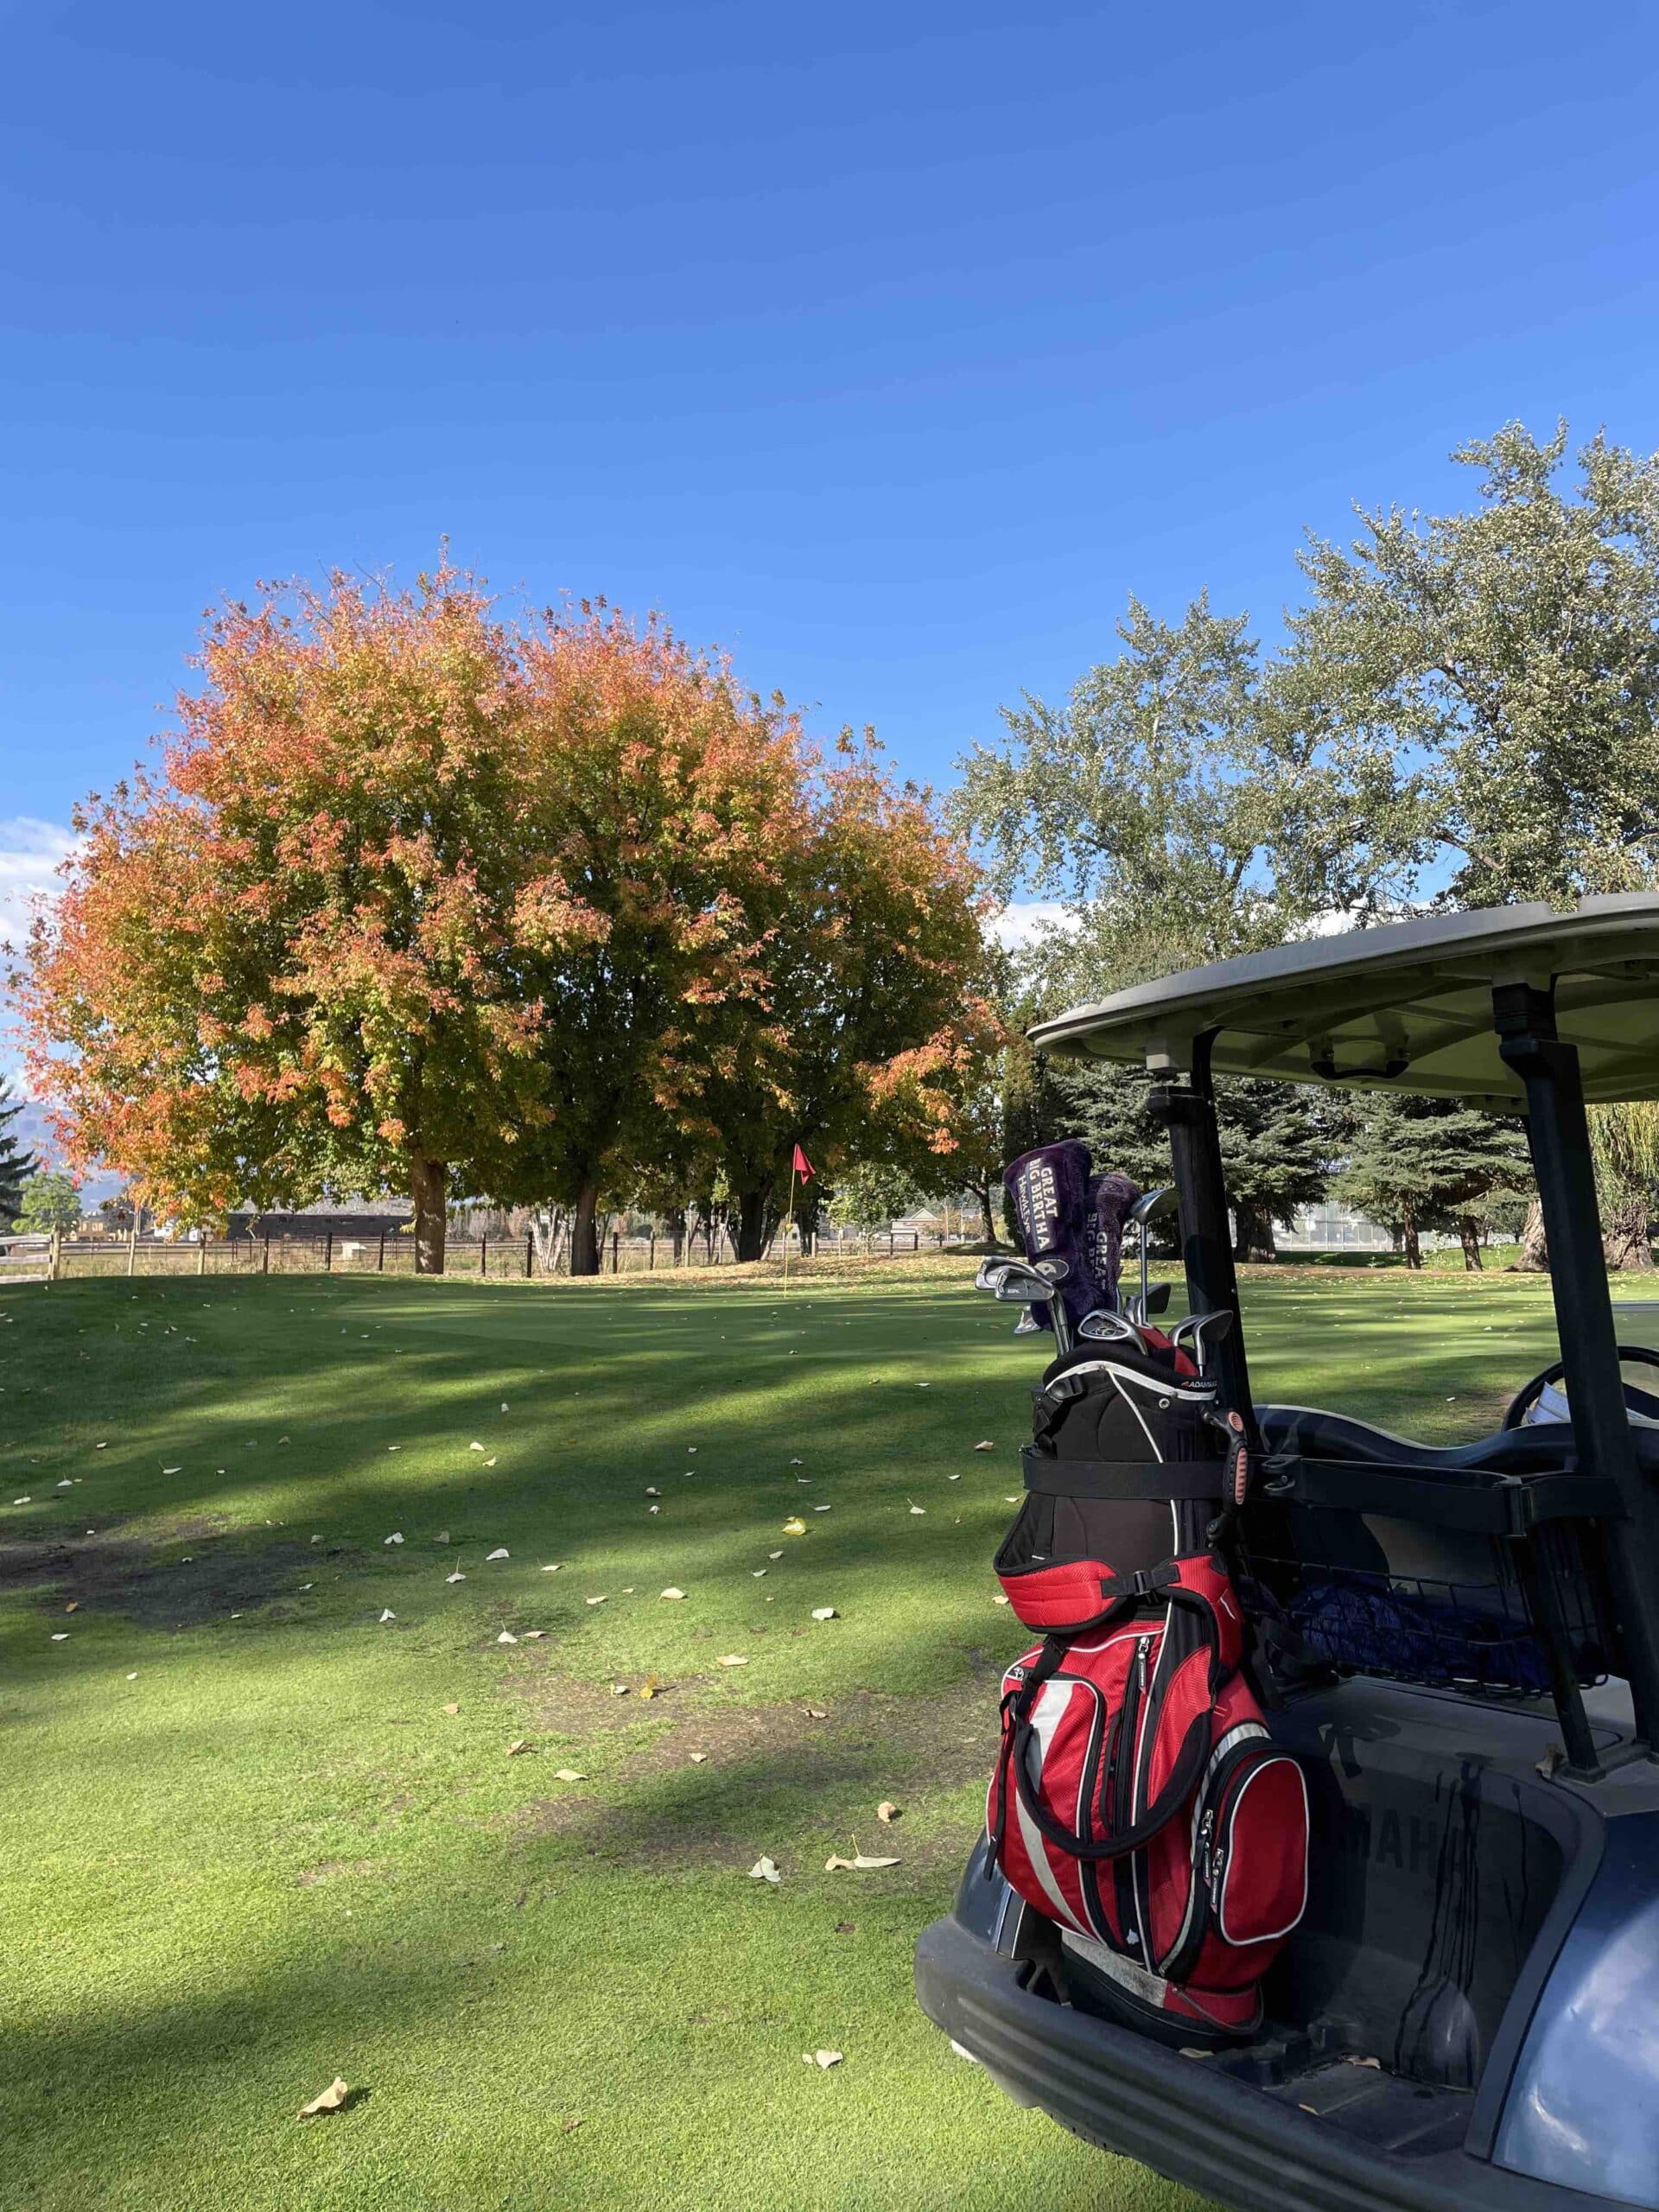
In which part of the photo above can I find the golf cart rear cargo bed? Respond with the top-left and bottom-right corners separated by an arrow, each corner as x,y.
916,1910 -> 1642,2212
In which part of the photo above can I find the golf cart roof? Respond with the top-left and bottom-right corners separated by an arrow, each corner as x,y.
1029,894 -> 1659,1104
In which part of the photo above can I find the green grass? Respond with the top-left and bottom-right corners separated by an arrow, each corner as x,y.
0,1261 -> 1588,2211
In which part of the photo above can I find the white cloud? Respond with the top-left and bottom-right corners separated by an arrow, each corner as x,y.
0,818 -> 76,953
988,900 -> 1079,952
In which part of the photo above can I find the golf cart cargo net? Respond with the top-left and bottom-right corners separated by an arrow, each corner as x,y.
1241,1517 -> 1613,1697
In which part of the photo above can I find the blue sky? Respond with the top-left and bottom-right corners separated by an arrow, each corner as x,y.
4,0 -> 1659,947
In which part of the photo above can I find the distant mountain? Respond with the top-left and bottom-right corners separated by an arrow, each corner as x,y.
5,1101 -> 124,1206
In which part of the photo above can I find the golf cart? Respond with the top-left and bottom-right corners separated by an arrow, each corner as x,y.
917,896 -> 1659,2212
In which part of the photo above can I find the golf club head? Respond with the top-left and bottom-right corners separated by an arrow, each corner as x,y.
1012,1310 -> 1042,1335
1141,1281 -> 1173,1316
974,1257 -> 1017,1292
1172,1308 -> 1235,1376
1128,1185 -> 1179,1229
1078,1310 -> 1148,1352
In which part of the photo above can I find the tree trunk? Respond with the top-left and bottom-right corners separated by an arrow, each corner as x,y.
1603,1196 -> 1655,1271
410,1157 -> 448,1274
1514,1196 -> 1548,1272
1402,1211 -> 1422,1270
975,1184 -> 1001,1248
570,1183 -> 601,1276
1458,1217 -> 1484,1272
734,1187 -> 770,1263
667,1209 -> 686,1264
1232,1205 -> 1277,1263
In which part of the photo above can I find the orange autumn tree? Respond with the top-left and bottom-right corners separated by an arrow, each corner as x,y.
702,737 -> 1006,1257
22,569 -> 806,1272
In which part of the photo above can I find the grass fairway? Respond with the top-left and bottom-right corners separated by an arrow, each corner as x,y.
0,1262 -> 1575,2212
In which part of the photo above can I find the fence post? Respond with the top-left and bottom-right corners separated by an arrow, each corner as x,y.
648,1224 -> 656,1271
611,1229 -> 620,1274
262,1236 -> 270,1275
525,1230 -> 534,1280
377,1234 -> 385,1273
127,1227 -> 137,1277
49,1227 -> 61,1282
480,1236 -> 488,1279
324,1232 -> 333,1272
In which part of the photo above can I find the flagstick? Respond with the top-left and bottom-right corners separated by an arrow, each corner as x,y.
782,1158 -> 799,1293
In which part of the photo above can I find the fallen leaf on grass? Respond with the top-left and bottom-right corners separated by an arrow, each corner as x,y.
523,1629 -> 545,1640
1004,1496 -> 1020,1505
378,1610 -> 396,1624
876,1802 -> 900,1824
435,1531 -> 451,1544
483,1457 -> 498,1468
768,1550 -> 784,1560
446,1572 -> 467,1584
803,2050 -> 842,2069
810,1607 -> 838,1622
717,1654 -> 750,1667
542,1563 -> 563,1573
554,1767 -> 586,1782
297,2077 -> 350,2118
162,1466 -> 181,1475
611,1683 -> 630,1697
486,1548 -> 510,1561
992,1594 -> 1011,1606
812,1504 -> 832,1514
647,1505 -> 660,1515
975,1440 -> 996,1452
781,1517 -> 807,1536
789,1458 -> 804,1465
688,1752 -> 708,1764
802,1705 -> 829,1719
824,1853 -> 899,1872
639,1674 -> 660,1698
13,1497 -> 31,1505
505,1738 -> 534,1756
469,1441 -> 484,1452
747,1856 -> 782,1884
64,1602 -> 78,1615
659,1586 -> 687,1601
50,1632 -> 68,1642
586,1595 -> 607,1607
908,1505 -> 925,1516
497,1630 -> 518,1644
752,1569 -> 767,1578
442,1702 -> 460,1715
645,1486 -> 661,1497
384,1533 -> 404,1546
946,1473 -> 962,1483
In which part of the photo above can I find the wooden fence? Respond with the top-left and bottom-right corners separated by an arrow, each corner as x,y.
18,1224 -> 945,1283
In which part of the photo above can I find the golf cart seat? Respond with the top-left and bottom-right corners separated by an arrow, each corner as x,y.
1256,1402 -> 1578,1473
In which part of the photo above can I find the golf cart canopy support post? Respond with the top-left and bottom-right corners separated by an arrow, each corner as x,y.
1147,1035 -> 1256,1439
1496,980 -> 1659,1754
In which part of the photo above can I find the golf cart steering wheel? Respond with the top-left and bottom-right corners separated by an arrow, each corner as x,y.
1503,1344 -> 1659,1429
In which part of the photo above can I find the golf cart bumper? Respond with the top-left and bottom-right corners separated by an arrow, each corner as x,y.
916,1907 -> 1629,2212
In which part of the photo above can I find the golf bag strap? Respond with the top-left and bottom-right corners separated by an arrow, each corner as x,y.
1020,1448 -> 1224,1501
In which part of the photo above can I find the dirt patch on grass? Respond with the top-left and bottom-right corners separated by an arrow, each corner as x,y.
506,1656 -> 1004,1874
296,1858 -> 389,1886
0,1523 -> 334,1628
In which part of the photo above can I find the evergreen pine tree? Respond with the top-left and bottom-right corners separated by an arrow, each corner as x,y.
1339,1094 -> 1531,1269
0,1082 -> 35,1228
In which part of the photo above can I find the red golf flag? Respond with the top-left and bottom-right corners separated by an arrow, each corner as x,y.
791,1143 -> 815,1179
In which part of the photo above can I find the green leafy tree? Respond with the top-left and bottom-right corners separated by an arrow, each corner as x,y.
957,595 -> 1420,999
16,1169 -> 81,1236
826,1162 -> 930,1232
0,1082 -> 35,1226
1287,419 -> 1659,1268
1590,1102 -> 1659,1272
1287,420 -> 1659,909
1339,1096 -> 1530,1270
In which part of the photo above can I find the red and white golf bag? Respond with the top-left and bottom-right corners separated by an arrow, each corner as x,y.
987,1341 -> 1308,2041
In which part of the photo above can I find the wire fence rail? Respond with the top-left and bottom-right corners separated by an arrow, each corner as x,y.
6,1225 -> 953,1284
